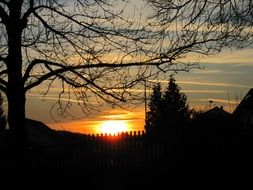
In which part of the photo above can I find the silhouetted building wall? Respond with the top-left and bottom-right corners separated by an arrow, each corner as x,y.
233,88 -> 253,128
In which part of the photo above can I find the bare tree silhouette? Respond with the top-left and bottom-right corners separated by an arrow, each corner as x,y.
0,92 -> 6,150
0,0 -> 252,151
147,0 -> 253,55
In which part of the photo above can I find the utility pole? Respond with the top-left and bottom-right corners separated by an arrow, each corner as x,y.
144,79 -> 147,123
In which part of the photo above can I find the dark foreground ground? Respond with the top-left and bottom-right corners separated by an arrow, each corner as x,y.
1,127 -> 253,189
1,151 -> 252,189
1,164 -> 252,190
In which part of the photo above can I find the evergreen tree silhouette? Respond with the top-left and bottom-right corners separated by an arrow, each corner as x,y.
162,75 -> 190,128
145,83 -> 163,135
145,76 -> 190,140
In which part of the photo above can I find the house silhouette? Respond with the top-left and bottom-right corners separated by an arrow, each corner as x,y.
233,88 -> 253,128
193,106 -> 232,128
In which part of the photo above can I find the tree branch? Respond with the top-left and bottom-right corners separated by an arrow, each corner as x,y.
56,72 -> 125,102
0,77 -> 7,86
0,0 -> 7,5
0,83 -> 6,94
0,69 -> 7,76
24,60 -> 129,102
0,4 -> 8,24
0,55 -> 7,63
23,57 -> 174,84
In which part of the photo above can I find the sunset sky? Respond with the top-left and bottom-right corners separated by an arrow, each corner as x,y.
23,48 -> 253,134
2,1 -> 253,135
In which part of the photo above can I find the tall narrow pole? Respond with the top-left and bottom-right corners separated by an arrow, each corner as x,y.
144,79 -> 147,123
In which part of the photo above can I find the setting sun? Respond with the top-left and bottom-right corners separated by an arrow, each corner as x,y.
99,120 -> 129,135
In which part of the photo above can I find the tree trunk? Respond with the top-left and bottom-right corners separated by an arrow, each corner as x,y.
6,0 -> 27,156
7,82 -> 27,151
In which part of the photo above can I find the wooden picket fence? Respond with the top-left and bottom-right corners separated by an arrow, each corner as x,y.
30,131 -> 168,170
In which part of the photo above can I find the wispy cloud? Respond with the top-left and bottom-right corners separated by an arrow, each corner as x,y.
27,94 -> 80,103
182,90 -> 225,94
97,110 -> 143,121
27,93 -> 100,105
191,98 -> 240,105
149,79 -> 251,88
193,69 -> 245,74
193,69 -> 223,74
196,49 -> 253,65
231,63 -> 253,67
177,81 -> 251,88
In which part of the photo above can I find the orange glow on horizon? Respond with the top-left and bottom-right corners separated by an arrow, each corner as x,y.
47,109 -> 145,135
99,120 -> 129,135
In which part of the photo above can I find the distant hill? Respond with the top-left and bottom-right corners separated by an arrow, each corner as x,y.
25,119 -> 88,147
25,118 -> 58,147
